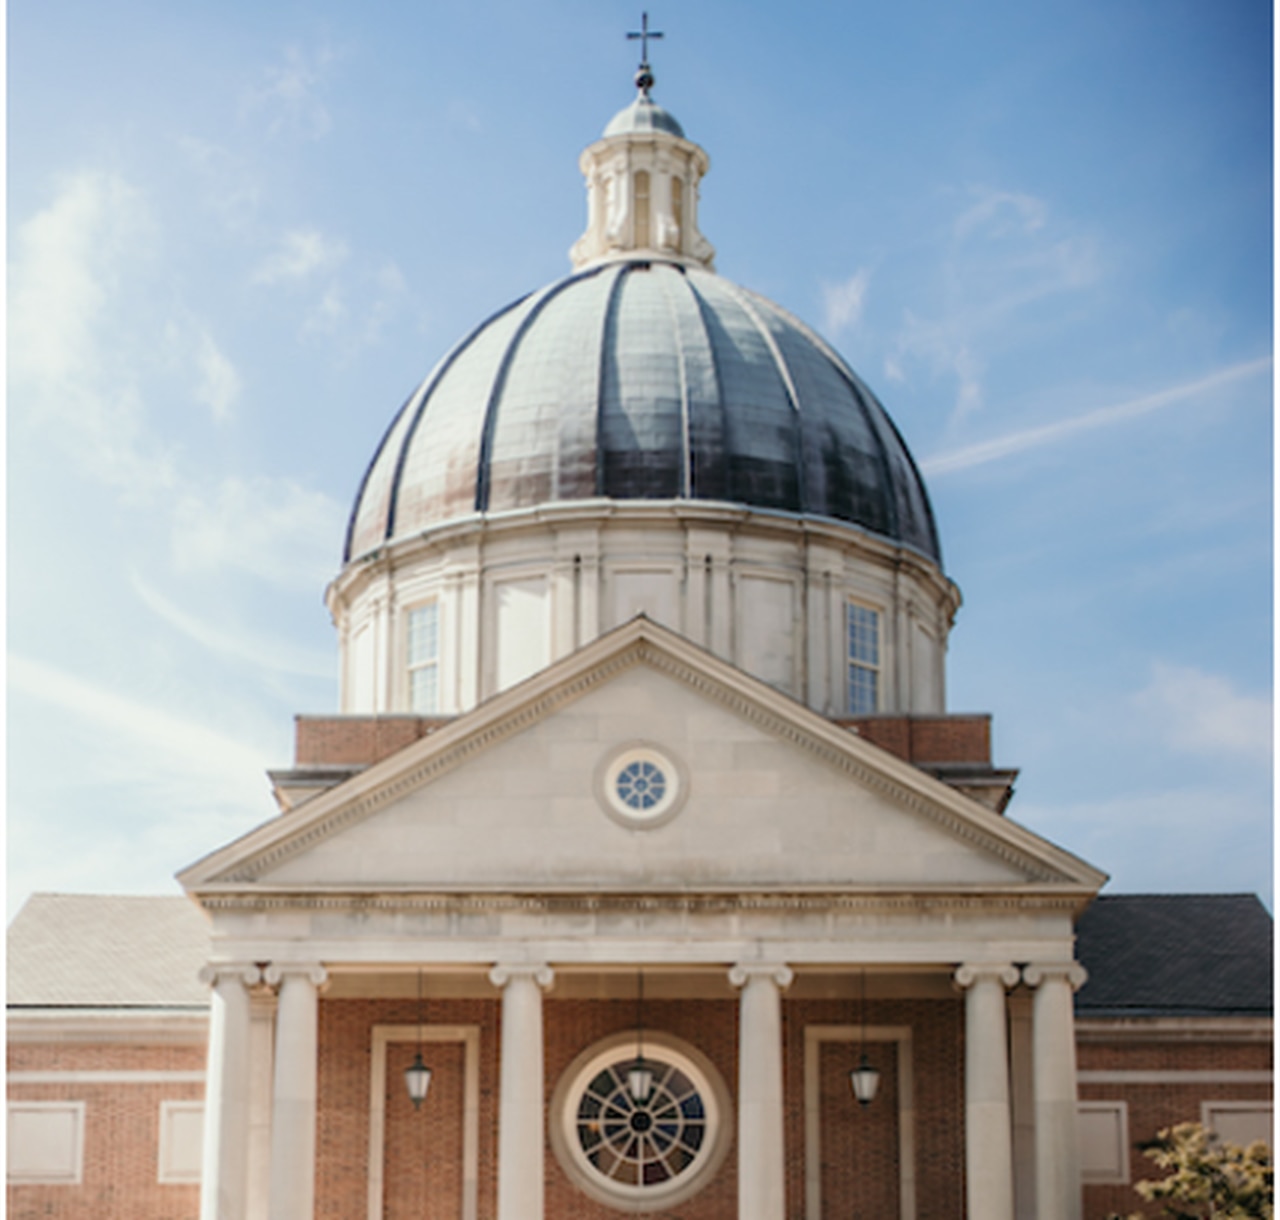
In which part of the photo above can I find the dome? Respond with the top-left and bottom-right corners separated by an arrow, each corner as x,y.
603,95 -> 685,138
345,259 -> 942,565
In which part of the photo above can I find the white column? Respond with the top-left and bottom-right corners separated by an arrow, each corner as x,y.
265,964 -> 328,1220
1007,990 -> 1036,1220
199,964 -> 260,1220
490,964 -> 555,1220
729,962 -> 793,1220
954,963 -> 1019,1220
246,987 -> 277,1220
1023,962 -> 1088,1220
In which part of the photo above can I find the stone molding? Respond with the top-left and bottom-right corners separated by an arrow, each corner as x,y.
199,962 -> 262,988
1022,961 -> 1088,991
1074,1016 -> 1272,1043
728,962 -> 794,990
366,1024 -> 481,1220
263,963 -> 330,990
488,963 -> 555,991
803,1024 -> 916,1220
196,888 -> 1088,916
953,962 -> 1020,991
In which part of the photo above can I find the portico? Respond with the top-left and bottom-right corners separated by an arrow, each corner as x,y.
183,618 -> 1103,1220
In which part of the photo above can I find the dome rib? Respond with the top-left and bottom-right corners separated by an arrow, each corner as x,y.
475,272 -> 596,513
716,277 -> 810,513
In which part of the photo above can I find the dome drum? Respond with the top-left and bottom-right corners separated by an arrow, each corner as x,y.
329,501 -> 958,720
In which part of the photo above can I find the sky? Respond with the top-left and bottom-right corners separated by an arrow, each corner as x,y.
7,0 -> 1273,919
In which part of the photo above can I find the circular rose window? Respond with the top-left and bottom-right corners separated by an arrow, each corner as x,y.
550,1031 -> 732,1211
596,744 -> 688,829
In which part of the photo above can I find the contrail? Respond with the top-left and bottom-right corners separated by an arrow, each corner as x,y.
920,355 -> 1272,476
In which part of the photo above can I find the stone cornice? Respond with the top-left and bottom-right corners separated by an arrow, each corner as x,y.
328,499 -> 959,614
7,1008 -> 209,1044
1074,1016 -> 1274,1043
188,887 -> 1093,917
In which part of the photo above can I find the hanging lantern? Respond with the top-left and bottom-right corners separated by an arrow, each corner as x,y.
627,1060 -> 654,1102
849,1052 -> 880,1106
404,1051 -> 433,1108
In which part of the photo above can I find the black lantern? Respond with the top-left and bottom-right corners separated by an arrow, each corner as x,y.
404,1051 -> 433,1108
849,968 -> 880,1107
404,968 -> 432,1108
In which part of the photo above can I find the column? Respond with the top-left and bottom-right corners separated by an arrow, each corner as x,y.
246,987 -> 277,1220
1023,962 -> 1088,1220
729,963 -> 793,1220
954,963 -> 1019,1220
265,964 -> 328,1220
199,964 -> 260,1220
1007,990 -> 1036,1220
490,964 -> 555,1220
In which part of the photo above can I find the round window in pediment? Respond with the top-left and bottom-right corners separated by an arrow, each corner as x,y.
550,1031 -> 732,1211
596,744 -> 688,829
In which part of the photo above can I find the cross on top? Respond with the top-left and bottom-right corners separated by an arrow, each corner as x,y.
627,12 -> 664,68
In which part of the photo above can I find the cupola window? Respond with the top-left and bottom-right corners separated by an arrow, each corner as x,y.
633,170 -> 651,248
407,602 -> 440,713
846,601 -> 880,714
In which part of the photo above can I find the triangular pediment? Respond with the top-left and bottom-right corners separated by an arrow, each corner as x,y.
179,619 -> 1105,898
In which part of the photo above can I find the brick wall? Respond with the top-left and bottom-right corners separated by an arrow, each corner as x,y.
7,1041 -> 206,1220
836,714 -> 992,764
315,994 -> 968,1219
783,998 -> 966,1220
1078,1037 -> 1273,1220
295,715 -> 452,766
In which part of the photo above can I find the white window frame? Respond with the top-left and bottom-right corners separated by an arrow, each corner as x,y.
1200,1100 -> 1274,1149
7,1100 -> 86,1185
1078,1099 -> 1130,1184
846,599 -> 882,714
157,1099 -> 204,1184
405,600 -> 441,714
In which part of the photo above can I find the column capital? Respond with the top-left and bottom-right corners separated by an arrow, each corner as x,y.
728,962 -> 794,990
263,962 -> 329,990
954,962 -> 1020,991
199,962 -> 262,988
1022,961 -> 1087,991
489,963 -> 555,991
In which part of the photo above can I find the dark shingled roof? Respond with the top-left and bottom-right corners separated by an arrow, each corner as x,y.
1075,894 -> 1273,1019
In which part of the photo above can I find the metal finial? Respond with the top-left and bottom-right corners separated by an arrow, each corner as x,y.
626,12 -> 664,96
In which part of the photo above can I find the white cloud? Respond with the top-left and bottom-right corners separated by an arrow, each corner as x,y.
886,186 -> 1099,423
9,172 -> 178,497
243,45 -> 337,140
131,573 -> 334,679
1133,661 -> 1272,764
194,330 -> 241,422
919,355 -> 1272,475
8,654 -> 270,783
253,228 -> 348,284
170,475 -> 345,588
178,136 -> 262,228
822,268 -> 871,336
954,189 -> 1047,239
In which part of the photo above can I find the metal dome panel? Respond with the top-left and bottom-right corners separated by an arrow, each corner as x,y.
345,261 -> 942,565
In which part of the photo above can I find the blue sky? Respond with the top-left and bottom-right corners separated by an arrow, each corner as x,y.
7,0 -> 1272,917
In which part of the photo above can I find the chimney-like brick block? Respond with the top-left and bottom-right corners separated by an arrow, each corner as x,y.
295,715 -> 453,767
836,715 -> 992,765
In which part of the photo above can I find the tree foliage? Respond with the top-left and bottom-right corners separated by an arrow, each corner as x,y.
1109,1121 -> 1273,1220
